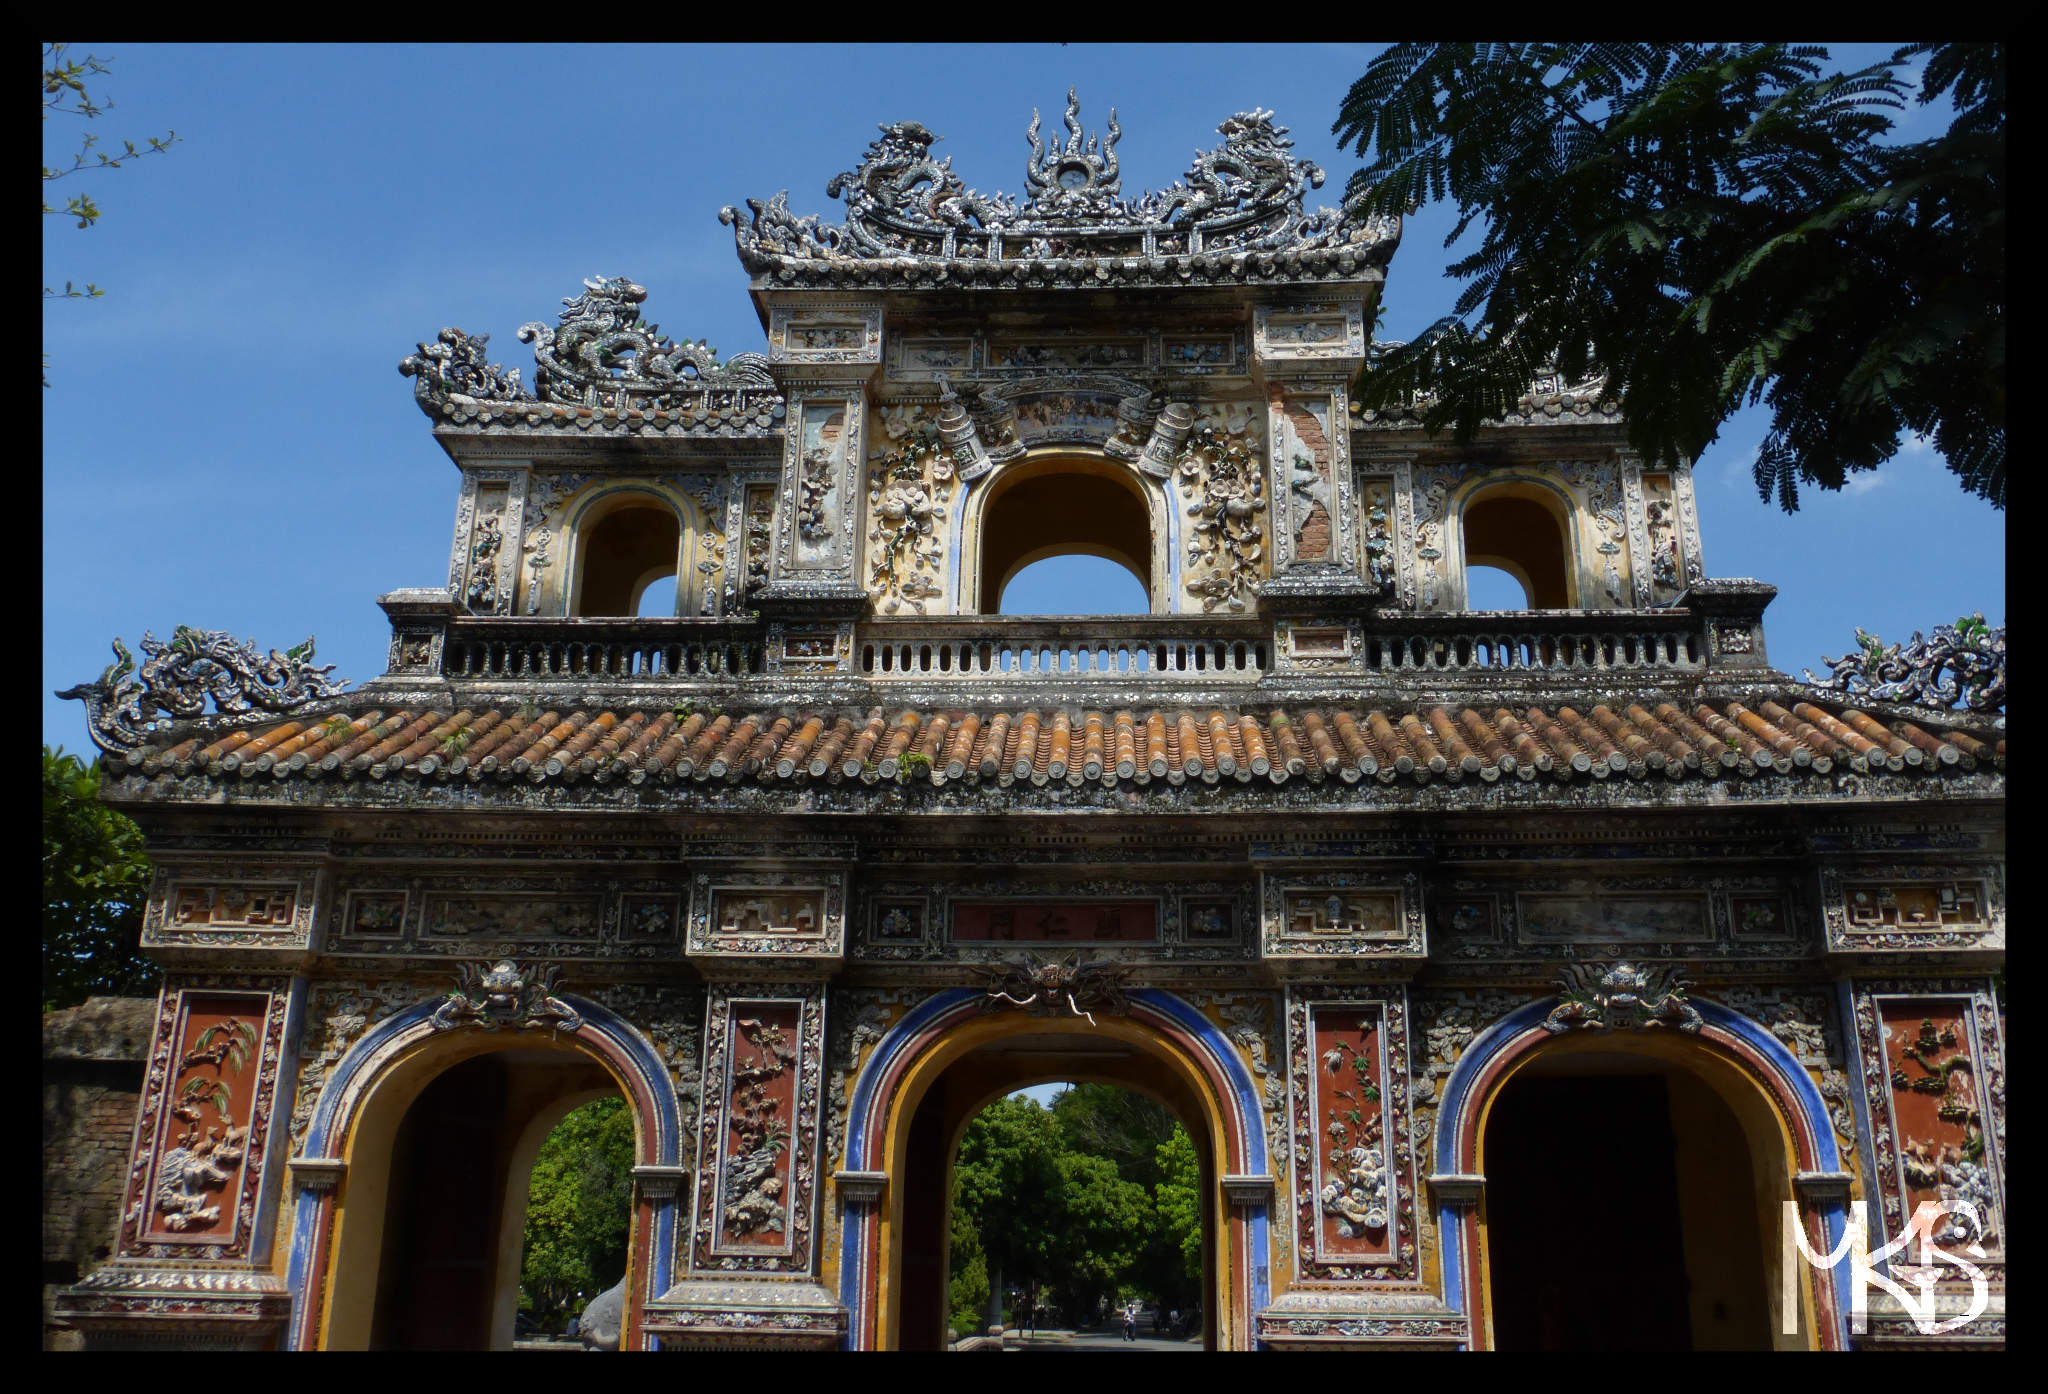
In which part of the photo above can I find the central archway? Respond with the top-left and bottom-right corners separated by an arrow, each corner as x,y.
840,990 -> 1270,1350
900,1039 -> 1216,1348
968,454 -> 1161,614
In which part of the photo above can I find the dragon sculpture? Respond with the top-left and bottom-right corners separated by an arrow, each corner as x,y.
57,628 -> 348,758
1543,961 -> 1702,1035
976,951 -> 1133,1027
429,960 -> 583,1035
722,96 -> 1394,269
1806,614 -> 2005,714
402,275 -> 779,418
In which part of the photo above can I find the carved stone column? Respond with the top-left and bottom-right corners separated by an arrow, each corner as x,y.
377,587 -> 462,691
758,300 -> 881,612
53,977 -> 302,1349
643,981 -> 846,1349
1253,301 -> 1380,660
657,868 -> 851,1349
1678,578 -> 1779,672
446,466 -> 528,616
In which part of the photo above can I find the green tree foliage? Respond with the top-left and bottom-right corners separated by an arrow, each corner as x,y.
951,1087 -> 1205,1329
519,1096 -> 635,1329
43,745 -> 158,1010
1050,1150 -> 1152,1314
1152,1125 -> 1203,1286
1052,1082 -> 1176,1188
947,1171 -> 992,1337
1335,43 -> 2004,510
951,1093 -> 1066,1321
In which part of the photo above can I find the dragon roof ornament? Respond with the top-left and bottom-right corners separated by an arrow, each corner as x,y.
719,95 -> 1399,285
1807,614 -> 2006,715
57,628 -> 350,758
400,275 -> 782,432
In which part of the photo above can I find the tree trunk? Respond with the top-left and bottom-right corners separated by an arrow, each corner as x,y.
987,1257 -> 1003,1331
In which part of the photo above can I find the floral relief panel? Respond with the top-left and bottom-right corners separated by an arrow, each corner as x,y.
695,989 -> 826,1273
121,985 -> 288,1261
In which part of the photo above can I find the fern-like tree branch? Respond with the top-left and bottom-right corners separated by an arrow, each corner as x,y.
1333,42 -> 2003,510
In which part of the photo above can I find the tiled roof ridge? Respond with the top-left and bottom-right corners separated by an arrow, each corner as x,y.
118,697 -> 2004,792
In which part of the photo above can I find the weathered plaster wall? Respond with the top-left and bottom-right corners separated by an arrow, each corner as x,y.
43,996 -> 156,1351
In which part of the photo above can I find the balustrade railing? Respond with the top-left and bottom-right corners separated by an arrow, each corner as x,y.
1356,615 -> 1703,677
858,617 -> 1270,682
440,618 -> 766,680
416,609 -> 1718,688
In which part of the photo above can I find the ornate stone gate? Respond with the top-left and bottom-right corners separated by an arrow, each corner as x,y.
54,92 -> 2003,1351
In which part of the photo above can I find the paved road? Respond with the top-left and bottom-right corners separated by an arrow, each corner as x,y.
1007,1329 -> 1201,1352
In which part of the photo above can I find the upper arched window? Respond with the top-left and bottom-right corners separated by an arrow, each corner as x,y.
971,455 -> 1158,614
1459,484 -> 1576,610
571,496 -> 683,617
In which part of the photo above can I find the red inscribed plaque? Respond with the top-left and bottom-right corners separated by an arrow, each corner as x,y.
950,901 -> 1158,943
1309,1006 -> 1393,1260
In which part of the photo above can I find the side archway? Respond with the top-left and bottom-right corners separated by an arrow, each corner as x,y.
284,994 -> 682,1351
559,485 -> 718,617
1431,997 -> 1851,1350
837,989 -> 1271,1350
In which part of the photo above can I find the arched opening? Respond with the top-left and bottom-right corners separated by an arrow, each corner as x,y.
898,1039 -> 1216,1350
1464,564 -> 1532,611
1460,484 -> 1575,609
944,1082 -> 1208,1347
516,1097 -> 635,1342
1479,1038 -> 1787,1351
973,455 -> 1157,614
572,498 -> 682,617
853,1000 -> 1264,1351
1000,555 -> 1150,616
320,1038 -> 635,1350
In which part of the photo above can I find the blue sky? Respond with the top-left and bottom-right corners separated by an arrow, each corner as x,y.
42,44 -> 2003,749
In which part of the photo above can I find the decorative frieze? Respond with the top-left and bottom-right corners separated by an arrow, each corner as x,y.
1260,871 -> 1426,964
144,863 -> 320,952
1254,300 -> 1366,363
688,871 -> 846,966
768,305 -> 882,365
1819,864 -> 2002,954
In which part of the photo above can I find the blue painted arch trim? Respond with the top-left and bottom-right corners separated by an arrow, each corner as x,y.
1429,997 -> 1849,1348
283,993 -> 680,1349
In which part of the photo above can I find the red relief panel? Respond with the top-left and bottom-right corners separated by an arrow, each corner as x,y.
1306,1005 -> 1394,1262
124,991 -> 275,1253
713,1001 -> 805,1252
1880,1002 -> 2002,1251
